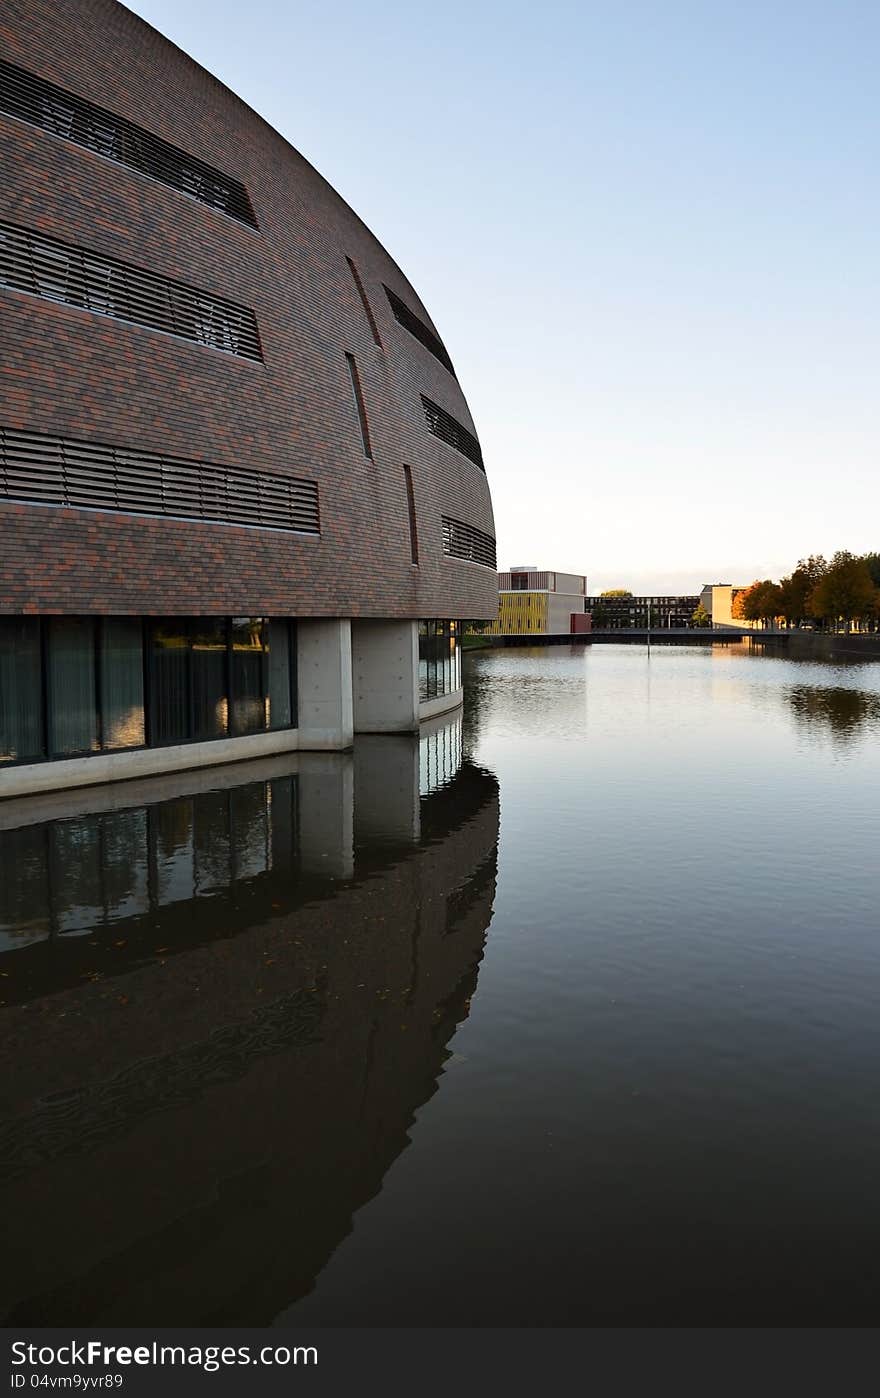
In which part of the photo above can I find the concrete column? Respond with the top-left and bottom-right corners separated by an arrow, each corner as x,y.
354,735 -> 421,847
297,752 -> 354,879
351,619 -> 420,734
296,618 -> 354,750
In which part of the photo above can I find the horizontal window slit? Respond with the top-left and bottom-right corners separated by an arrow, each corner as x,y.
421,395 -> 483,471
0,57 -> 258,228
441,515 -> 496,569
385,285 -> 455,377
0,219 -> 262,360
0,425 -> 320,535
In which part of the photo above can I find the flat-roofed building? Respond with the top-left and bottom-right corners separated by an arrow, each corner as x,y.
700,583 -> 762,630
585,595 -> 700,629
486,568 -> 588,636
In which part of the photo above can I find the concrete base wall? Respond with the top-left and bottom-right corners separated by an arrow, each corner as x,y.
351,620 -> 420,733
753,631 -> 880,661
0,727 -> 300,801
297,618 -> 354,750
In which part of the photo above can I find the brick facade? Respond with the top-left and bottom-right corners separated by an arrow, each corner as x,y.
0,0 -> 497,620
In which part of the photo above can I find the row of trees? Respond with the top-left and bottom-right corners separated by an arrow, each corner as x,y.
732,553 -> 880,631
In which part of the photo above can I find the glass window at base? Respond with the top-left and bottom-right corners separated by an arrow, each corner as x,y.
0,618 -> 44,763
0,614 -> 299,767
419,620 -> 460,702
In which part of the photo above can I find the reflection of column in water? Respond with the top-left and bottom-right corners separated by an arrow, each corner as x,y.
297,754 -> 354,879
354,736 -> 420,847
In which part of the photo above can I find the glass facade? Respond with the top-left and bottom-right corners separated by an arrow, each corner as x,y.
0,616 -> 297,766
418,620 -> 462,703
0,618 -> 43,764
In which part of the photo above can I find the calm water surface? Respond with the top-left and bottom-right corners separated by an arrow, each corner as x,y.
2,643 -> 879,1324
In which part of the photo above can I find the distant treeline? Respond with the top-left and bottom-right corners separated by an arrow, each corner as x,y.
733,553 -> 880,630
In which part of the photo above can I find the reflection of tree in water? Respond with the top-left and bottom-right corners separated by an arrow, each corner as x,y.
787,684 -> 880,740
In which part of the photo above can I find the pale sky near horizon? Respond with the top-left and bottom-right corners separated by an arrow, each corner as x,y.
130,0 -> 880,594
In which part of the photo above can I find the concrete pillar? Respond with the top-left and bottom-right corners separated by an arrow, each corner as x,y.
351,619 -> 420,734
297,752 -> 354,879
354,735 -> 420,847
296,618 -> 354,750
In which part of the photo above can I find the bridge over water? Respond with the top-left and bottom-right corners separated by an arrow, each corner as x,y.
482,628 -> 765,647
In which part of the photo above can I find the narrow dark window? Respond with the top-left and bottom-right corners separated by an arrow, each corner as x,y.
421,395 -> 484,471
403,464 -> 419,564
384,285 -> 455,377
346,256 -> 382,347
345,353 -> 373,459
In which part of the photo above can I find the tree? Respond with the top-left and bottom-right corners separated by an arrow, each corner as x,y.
691,603 -> 711,628
862,553 -> 880,588
590,604 -> 609,628
600,589 -> 632,598
731,586 -> 751,620
809,552 -> 880,632
738,580 -> 783,628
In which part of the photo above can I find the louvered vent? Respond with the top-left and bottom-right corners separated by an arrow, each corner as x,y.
421,396 -> 484,471
0,58 -> 257,228
0,220 -> 262,360
0,427 -> 320,534
441,516 -> 496,568
384,286 -> 455,377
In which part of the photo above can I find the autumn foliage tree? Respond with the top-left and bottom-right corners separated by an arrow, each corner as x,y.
735,580 -> 783,628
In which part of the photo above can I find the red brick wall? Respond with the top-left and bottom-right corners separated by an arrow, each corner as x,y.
0,0 -> 497,619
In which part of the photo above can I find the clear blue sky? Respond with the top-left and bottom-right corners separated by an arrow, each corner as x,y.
131,0 -> 880,593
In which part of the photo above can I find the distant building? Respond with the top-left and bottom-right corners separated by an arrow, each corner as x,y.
585,594 -> 700,629
699,584 -> 759,630
486,568 -> 589,636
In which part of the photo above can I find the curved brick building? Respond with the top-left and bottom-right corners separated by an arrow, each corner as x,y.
0,0 -> 496,795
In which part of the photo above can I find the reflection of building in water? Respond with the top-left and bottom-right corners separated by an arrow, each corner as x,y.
420,711 -> 464,796
0,722 -> 499,1324
0,774 -> 298,957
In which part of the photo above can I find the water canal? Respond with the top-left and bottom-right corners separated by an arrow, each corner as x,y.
1,642 -> 879,1324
